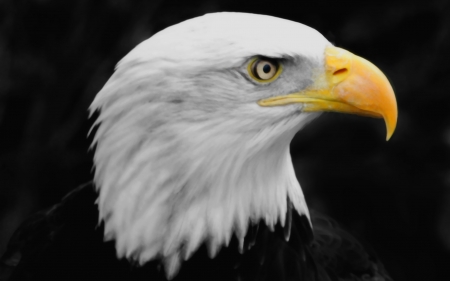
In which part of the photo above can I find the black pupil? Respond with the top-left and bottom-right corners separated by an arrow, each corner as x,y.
263,63 -> 271,73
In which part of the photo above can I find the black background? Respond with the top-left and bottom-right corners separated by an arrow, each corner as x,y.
1,0 -> 450,280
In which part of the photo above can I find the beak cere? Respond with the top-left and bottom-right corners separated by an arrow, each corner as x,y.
258,46 -> 398,140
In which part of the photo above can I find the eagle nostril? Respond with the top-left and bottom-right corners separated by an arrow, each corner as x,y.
333,68 -> 348,76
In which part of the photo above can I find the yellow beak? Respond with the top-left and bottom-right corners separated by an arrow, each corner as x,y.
258,46 -> 398,140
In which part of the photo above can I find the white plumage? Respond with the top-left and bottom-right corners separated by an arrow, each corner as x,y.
90,12 -> 330,277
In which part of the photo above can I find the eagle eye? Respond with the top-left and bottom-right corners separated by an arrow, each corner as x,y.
248,57 -> 282,83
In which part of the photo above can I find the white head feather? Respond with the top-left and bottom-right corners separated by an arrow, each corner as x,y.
90,12 -> 330,278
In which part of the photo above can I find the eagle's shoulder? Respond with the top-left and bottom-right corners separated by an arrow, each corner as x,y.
0,182 -> 119,280
309,210 -> 393,281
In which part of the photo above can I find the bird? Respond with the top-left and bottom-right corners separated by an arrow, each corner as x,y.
0,12 -> 397,281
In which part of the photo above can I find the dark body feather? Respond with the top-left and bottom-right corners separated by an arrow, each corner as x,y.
0,183 -> 392,281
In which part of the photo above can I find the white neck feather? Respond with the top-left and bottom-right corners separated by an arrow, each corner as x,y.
92,102 -> 314,277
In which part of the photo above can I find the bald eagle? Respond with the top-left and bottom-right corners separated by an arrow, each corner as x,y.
1,13 -> 397,281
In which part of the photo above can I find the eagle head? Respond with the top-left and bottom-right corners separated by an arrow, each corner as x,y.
90,12 -> 397,278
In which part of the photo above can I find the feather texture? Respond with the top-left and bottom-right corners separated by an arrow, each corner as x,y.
0,183 -> 392,281
88,12 -> 328,275
0,183 -> 391,281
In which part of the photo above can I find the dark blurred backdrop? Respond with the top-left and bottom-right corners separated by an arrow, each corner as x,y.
1,0 -> 449,280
